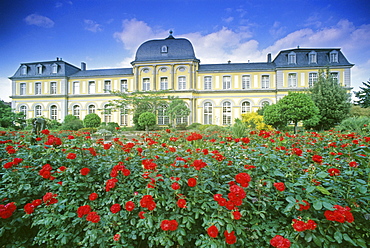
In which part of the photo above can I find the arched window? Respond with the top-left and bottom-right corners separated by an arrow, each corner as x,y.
35,105 -> 42,117
88,104 -> 96,114
20,106 -> 27,119
157,104 -> 169,125
104,104 -> 112,123
222,101 -> 232,125
50,105 -> 57,120
204,102 -> 213,125
261,101 -> 270,107
73,105 -> 80,119
241,101 -> 251,114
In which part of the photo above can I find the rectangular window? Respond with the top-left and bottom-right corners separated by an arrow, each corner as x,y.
223,76 -> 231,89
104,80 -> 111,93
204,76 -> 212,90
261,75 -> 270,89
143,78 -> 150,91
73,82 -> 80,94
160,77 -> 168,90
330,72 -> 339,83
50,82 -> 57,94
37,66 -> 43,74
120,108 -> 128,126
309,73 -> 317,87
309,54 -> 317,63
35,82 -> 41,95
242,75 -> 251,89
288,54 -> 296,64
178,76 -> 186,90
88,81 -> 96,94
120,79 -> 128,92
330,53 -> 338,63
20,83 -> 26,95
288,73 -> 297,87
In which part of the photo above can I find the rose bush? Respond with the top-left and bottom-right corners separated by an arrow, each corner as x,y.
0,129 -> 369,247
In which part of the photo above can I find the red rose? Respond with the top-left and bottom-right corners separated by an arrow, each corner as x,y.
24,203 -> 35,214
89,193 -> 98,201
43,192 -> 58,205
113,234 -> 120,241
177,199 -> 186,208
160,219 -> 178,231
77,205 -> 91,218
224,230 -> 237,245
86,211 -> 100,223
273,182 -> 285,192
0,202 -> 16,219
125,201 -> 135,211
349,161 -> 358,168
292,219 -> 306,232
66,153 -> 76,159
298,200 -> 310,211
80,167 -> 90,176
105,178 -> 118,192
138,211 -> 146,219
235,172 -> 251,187
207,225 -> 219,238
270,235 -> 291,248
312,154 -> 323,164
328,168 -> 340,176
187,178 -> 197,187
171,182 -> 180,190
233,211 -> 242,220
3,162 -> 14,169
110,203 -> 121,214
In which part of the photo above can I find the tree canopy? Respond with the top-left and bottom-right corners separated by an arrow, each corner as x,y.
0,100 -> 25,128
354,80 -> 370,108
307,69 -> 351,130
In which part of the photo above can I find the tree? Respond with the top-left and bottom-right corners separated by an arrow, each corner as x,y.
308,69 -> 351,130
138,112 -> 156,132
83,113 -> 101,128
0,100 -> 25,128
109,90 -> 170,130
263,104 -> 287,130
349,105 -> 370,117
60,114 -> 84,131
277,92 -> 319,133
166,99 -> 190,128
354,80 -> 370,108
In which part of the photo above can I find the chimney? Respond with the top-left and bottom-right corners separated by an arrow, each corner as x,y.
228,60 -> 231,64
267,53 -> 272,63
81,62 -> 86,71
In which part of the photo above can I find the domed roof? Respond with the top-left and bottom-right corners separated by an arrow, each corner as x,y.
133,31 -> 198,63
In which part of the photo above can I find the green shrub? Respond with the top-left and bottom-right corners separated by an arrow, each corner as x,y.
335,116 -> 370,134
231,119 -> 247,138
60,119 -> 84,131
186,122 -> 202,130
83,113 -> 101,128
78,127 -> 97,133
138,112 -> 156,131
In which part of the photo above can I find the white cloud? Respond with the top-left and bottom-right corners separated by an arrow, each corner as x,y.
223,17 -> 234,23
24,14 -> 54,28
84,19 -> 103,32
0,77 -> 12,102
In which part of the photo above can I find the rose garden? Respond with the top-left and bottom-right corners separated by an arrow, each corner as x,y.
0,127 -> 369,247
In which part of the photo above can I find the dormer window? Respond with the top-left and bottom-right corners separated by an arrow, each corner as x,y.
21,65 -> 28,75
288,52 -> 296,64
330,50 -> 338,63
36,64 -> 43,74
161,45 -> 168,53
52,63 -> 58,73
309,51 -> 317,64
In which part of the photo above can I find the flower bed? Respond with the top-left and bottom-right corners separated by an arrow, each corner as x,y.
0,129 -> 369,247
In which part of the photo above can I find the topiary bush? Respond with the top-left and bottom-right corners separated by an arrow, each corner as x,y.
83,113 -> 101,128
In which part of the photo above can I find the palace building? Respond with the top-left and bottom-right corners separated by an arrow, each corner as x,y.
10,32 -> 353,127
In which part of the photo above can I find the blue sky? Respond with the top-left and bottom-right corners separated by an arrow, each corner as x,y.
1,0 -> 369,102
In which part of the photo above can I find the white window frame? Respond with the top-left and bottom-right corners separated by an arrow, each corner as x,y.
73,105 -> 80,119
241,101 -> 251,114
204,102 -> 213,125
178,76 -> 186,90
35,82 -> 42,95
204,76 -> 212,90
73,82 -> 80,94
330,51 -> 338,63
143,78 -> 150,91
50,105 -> 57,120
222,101 -> 232,125
20,105 -> 27,119
21,65 -> 27,75
157,104 -> 169,125
104,104 -> 112,123
36,64 -> 43,74
104,80 -> 111,93
50,82 -> 57,94
223,76 -> 231,90
120,107 -> 128,126
88,81 -> 96,94
288,73 -> 297,87
242,75 -> 251,89
35,105 -> 42,117
261,75 -> 270,89
120,79 -> 128,92
160,77 -> 168,90
52,63 -> 58,74
330,72 -> 339,83
309,73 -> 318,87
309,51 -> 317,64
20,83 -> 26,95
288,52 -> 296,64
88,105 -> 96,114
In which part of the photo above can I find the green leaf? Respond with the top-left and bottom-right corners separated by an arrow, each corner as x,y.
313,234 -> 323,246
343,233 -> 357,246
306,186 -> 316,193
359,186 -> 367,194
226,224 -> 233,233
316,186 -> 331,195
286,196 -> 296,203
323,202 -> 333,210
316,171 -> 328,178
334,231 -> 342,243
313,200 -> 322,210
305,232 -> 312,242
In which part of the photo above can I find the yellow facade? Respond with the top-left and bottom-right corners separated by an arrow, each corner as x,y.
10,34 -> 353,127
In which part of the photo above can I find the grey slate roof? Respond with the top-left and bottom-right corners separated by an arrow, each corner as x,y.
71,68 -> 133,78
199,62 -> 275,72
273,48 -> 354,68
133,33 -> 198,63
10,60 -> 80,79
